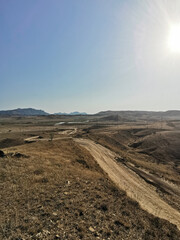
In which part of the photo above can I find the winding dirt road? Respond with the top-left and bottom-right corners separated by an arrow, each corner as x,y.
75,138 -> 180,230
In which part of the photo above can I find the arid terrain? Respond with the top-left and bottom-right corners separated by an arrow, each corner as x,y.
0,114 -> 180,239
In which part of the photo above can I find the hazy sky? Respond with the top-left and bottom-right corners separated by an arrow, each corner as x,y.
1,0 -> 180,113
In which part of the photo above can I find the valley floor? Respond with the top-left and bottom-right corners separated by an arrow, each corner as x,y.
0,116 -> 180,239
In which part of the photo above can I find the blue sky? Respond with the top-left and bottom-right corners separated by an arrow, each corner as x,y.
0,0 -> 180,113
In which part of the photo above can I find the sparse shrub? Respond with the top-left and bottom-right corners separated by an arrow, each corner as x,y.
77,159 -> 89,168
114,220 -> 121,226
49,133 -> 54,141
0,150 -> 5,158
33,169 -> 44,175
151,217 -> 160,228
122,210 -> 130,216
105,231 -> 111,237
36,177 -> 48,183
100,204 -> 108,212
109,185 -> 121,197
144,229 -> 155,240
127,198 -> 139,207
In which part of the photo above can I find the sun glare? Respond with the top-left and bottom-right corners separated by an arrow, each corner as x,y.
168,23 -> 180,53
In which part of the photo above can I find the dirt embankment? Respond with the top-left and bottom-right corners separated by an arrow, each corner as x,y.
75,138 -> 180,230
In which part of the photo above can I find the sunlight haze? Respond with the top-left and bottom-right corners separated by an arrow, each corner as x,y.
168,23 -> 180,53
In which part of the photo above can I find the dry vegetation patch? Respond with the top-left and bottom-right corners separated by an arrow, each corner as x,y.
0,138 -> 180,239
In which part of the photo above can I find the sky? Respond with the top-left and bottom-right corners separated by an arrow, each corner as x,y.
0,0 -> 180,114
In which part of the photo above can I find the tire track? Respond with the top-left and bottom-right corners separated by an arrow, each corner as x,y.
75,138 -> 180,230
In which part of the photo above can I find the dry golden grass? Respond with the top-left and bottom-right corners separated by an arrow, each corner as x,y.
0,117 -> 180,239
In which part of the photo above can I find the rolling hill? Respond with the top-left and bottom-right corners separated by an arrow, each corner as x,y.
0,108 -> 49,116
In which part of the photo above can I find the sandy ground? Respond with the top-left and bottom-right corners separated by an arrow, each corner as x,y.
75,138 -> 180,230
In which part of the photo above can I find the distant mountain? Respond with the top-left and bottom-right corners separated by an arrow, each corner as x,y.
0,108 -> 49,116
165,110 -> 180,116
70,111 -> 87,115
96,110 -> 180,121
54,111 -> 87,115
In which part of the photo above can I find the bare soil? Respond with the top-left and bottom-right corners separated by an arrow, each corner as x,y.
75,138 -> 180,230
0,116 -> 180,239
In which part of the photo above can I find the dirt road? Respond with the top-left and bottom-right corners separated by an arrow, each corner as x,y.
24,128 -> 77,143
125,162 -> 180,197
75,138 -> 180,230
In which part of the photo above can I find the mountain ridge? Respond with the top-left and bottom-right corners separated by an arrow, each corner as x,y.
54,111 -> 87,115
0,108 -> 49,116
0,108 -> 180,118
96,110 -> 180,121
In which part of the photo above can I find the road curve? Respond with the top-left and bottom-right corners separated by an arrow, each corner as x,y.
75,138 -> 180,230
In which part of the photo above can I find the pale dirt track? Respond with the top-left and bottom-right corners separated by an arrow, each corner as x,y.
75,138 -> 180,230
24,128 -> 77,143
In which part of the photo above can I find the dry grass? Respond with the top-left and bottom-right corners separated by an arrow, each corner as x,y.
0,117 -> 180,239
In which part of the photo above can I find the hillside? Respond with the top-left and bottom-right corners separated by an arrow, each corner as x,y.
96,110 -> 180,121
1,138 -> 180,239
0,108 -> 49,116
0,116 -> 180,239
